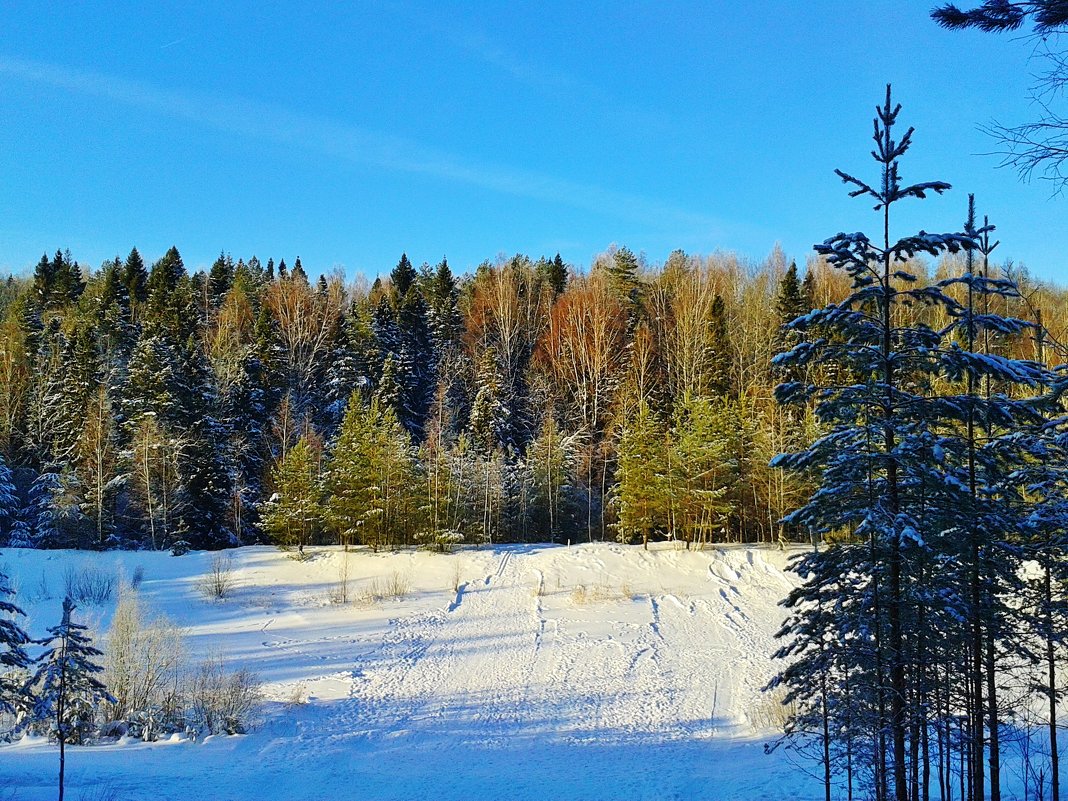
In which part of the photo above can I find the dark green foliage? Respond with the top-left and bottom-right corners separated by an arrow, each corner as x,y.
208,252 -> 235,305
123,248 -> 148,306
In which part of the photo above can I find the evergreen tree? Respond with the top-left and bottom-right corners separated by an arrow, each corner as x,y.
770,86 -> 1045,801
670,393 -> 734,547
613,397 -> 668,549
0,566 -> 30,715
774,261 -> 807,347
27,598 -> 113,801
706,294 -> 732,397
291,256 -> 308,284
468,349 -> 510,453
122,248 -> 148,308
324,395 -> 418,551
394,283 -> 434,439
262,435 -> 322,551
32,253 -> 56,311
606,246 -> 644,328
208,252 -> 235,306
540,253 -> 568,297
391,253 -> 418,297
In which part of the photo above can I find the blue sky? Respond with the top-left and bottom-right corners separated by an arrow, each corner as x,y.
1,1 -> 1064,282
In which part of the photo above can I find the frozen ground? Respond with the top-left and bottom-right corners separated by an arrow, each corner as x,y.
0,542 -> 829,801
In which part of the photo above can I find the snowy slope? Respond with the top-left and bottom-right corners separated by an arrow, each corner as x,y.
0,542 -> 827,801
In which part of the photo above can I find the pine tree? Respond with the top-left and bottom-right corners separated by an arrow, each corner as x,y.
613,397 -> 668,549
670,393 -> 734,547
261,435 -> 322,552
606,246 -> 644,328
27,598 -> 113,801
324,395 -> 418,551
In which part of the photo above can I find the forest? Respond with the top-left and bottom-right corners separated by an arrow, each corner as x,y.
1,219 -> 1065,560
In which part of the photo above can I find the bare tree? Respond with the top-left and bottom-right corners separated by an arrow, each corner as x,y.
934,1 -> 1068,189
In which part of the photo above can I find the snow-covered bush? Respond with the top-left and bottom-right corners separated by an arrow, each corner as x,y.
197,553 -> 236,601
415,528 -> 465,553
103,589 -> 185,740
62,563 -> 116,606
186,658 -> 261,737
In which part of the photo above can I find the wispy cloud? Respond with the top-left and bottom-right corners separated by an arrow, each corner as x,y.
384,1 -> 673,138
0,56 -> 722,235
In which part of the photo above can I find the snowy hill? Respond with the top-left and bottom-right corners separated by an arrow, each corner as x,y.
0,543 -> 827,801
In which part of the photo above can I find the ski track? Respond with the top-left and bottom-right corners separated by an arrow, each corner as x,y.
0,543 -> 821,801
323,545 -> 794,750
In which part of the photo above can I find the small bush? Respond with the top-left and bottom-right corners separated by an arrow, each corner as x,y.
750,686 -> 796,733
415,528 -> 465,553
76,784 -> 119,801
451,560 -> 463,593
130,565 -> 145,590
569,582 -> 627,605
187,658 -> 261,736
326,554 -> 351,605
198,554 -> 236,601
63,563 -> 117,606
103,589 -> 185,740
360,570 -> 411,603
285,681 -> 308,706
30,570 -> 52,602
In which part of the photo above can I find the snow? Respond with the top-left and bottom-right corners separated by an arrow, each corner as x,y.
0,542 -> 829,800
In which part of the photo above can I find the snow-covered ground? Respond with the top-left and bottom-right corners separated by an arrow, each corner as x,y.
0,542 -> 829,801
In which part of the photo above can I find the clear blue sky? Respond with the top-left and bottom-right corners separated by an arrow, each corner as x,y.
1,1 -> 1064,282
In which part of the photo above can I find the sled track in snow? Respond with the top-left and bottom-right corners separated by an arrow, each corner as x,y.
323,546 -> 795,748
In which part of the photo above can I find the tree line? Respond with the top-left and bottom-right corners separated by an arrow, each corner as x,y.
0,210 -> 1063,554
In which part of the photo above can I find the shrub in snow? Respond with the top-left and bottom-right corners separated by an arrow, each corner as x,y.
186,658 -> 261,737
62,564 -> 116,606
103,589 -> 185,741
415,528 -> 465,552
197,553 -> 236,601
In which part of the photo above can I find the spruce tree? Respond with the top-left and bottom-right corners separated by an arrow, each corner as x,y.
0,453 -> 22,546
27,598 -> 113,801
0,566 -> 30,715
769,86 -> 1017,801
208,252 -> 235,306
468,349 -> 510,453
122,248 -> 148,308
